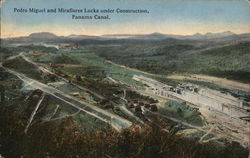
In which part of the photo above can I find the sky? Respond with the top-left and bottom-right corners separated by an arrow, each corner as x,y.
1,0 -> 250,38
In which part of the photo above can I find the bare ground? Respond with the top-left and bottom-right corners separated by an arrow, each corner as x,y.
167,74 -> 250,92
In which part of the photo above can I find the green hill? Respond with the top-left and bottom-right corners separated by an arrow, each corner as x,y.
93,42 -> 250,83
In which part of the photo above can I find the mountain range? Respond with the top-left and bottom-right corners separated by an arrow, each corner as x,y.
1,31 -> 250,46
101,31 -> 238,40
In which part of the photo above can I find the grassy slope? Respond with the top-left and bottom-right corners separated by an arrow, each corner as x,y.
35,49 -> 178,86
2,56 -> 44,81
92,42 -> 250,83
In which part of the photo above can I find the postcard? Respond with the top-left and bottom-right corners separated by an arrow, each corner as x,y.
0,0 -> 250,158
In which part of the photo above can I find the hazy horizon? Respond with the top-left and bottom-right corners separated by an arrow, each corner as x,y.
2,30 -> 250,39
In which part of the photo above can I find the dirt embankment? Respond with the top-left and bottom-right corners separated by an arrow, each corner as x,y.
167,74 -> 250,92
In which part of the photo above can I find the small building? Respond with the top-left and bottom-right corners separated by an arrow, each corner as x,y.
144,103 -> 150,109
58,43 -> 78,50
150,104 -> 158,112
135,105 -> 142,113
104,104 -> 114,110
127,103 -> 135,108
138,102 -> 144,106
29,89 -> 43,101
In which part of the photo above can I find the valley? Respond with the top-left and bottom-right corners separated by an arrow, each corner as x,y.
0,32 -> 249,158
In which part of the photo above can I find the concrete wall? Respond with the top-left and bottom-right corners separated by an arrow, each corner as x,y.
135,75 -> 249,119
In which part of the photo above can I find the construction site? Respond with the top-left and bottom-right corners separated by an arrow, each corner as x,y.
133,75 -> 250,147
1,42 -> 250,157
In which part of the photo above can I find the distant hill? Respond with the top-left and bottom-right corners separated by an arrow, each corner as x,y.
28,32 -> 58,39
93,41 -> 250,83
180,31 -> 235,40
101,31 -> 240,40
1,31 -> 250,47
